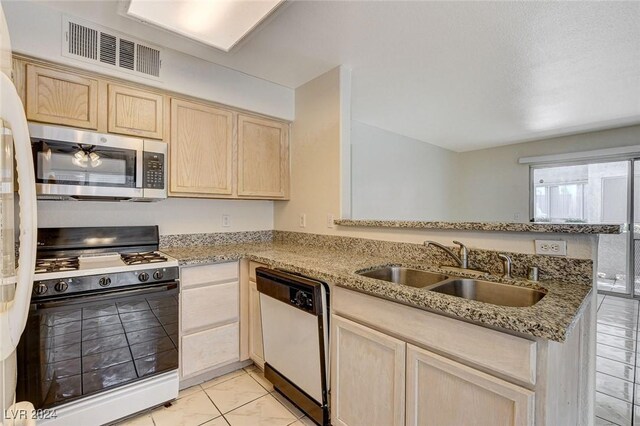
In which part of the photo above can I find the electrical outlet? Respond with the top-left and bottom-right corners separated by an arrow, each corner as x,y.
222,214 -> 231,227
299,213 -> 306,228
534,240 -> 567,256
327,213 -> 335,228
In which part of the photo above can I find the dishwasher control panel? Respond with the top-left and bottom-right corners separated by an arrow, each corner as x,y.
290,288 -> 314,312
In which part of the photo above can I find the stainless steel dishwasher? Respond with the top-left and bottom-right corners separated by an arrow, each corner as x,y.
256,268 -> 330,426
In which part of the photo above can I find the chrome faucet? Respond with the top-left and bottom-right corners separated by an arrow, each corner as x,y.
498,253 -> 512,278
424,240 -> 469,269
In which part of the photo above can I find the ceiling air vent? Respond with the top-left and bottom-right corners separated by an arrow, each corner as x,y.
62,16 -> 162,81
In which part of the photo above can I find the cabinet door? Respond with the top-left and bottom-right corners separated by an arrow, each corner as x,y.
237,114 -> 289,199
181,322 -> 240,378
26,64 -> 98,129
170,99 -> 234,196
331,315 -> 405,426
248,280 -> 265,368
406,344 -> 534,426
108,84 -> 164,139
181,281 -> 238,333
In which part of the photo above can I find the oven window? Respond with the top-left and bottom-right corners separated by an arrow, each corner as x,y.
16,287 -> 179,408
32,140 -> 137,187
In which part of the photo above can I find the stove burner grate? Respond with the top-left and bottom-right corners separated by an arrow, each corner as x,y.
120,251 -> 168,266
35,257 -> 80,273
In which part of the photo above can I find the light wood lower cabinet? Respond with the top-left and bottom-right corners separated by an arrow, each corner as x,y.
331,315 -> 406,426
180,262 -> 239,380
170,98 -> 235,197
406,344 -> 534,426
107,84 -> 164,139
26,64 -> 99,129
247,261 -> 266,368
248,280 -> 265,368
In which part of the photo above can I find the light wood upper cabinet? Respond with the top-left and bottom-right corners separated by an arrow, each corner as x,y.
406,344 -> 534,426
107,84 -> 164,139
237,114 -> 289,199
170,98 -> 235,196
26,64 -> 98,129
331,315 -> 406,426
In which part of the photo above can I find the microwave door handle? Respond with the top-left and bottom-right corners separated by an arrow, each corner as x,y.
136,146 -> 144,189
0,72 -> 37,360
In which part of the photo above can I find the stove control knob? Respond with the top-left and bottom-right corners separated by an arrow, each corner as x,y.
34,283 -> 48,295
153,270 -> 164,280
98,277 -> 111,287
294,291 -> 310,309
54,281 -> 68,293
138,272 -> 149,282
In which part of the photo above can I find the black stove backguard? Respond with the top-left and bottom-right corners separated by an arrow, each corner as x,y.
17,282 -> 179,409
36,226 -> 160,258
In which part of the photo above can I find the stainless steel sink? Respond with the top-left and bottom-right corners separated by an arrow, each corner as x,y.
429,278 -> 546,307
358,266 -> 449,288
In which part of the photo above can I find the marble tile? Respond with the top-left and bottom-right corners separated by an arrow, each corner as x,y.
597,333 -> 637,352
271,391 -> 304,419
151,390 -> 222,426
597,315 -> 638,331
598,344 -> 636,365
595,417 -> 617,426
225,394 -> 297,426
597,356 -> 635,382
203,417 -> 230,426
601,297 -> 640,309
635,405 -> 640,425
288,418 -> 317,426
204,374 -> 269,414
116,412 -> 154,426
598,323 -> 637,340
596,392 -> 633,426
178,384 -> 203,399
597,372 -> 634,402
248,368 -> 274,392
200,369 -> 247,390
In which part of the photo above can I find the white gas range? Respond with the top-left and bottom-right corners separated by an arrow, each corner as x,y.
18,226 -> 180,425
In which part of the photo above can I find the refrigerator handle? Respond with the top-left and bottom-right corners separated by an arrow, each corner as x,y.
0,71 -> 36,361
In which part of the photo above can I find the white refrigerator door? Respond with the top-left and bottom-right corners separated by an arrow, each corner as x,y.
0,3 -> 37,424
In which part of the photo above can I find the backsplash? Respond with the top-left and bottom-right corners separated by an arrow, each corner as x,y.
157,229 -> 593,285
159,230 -> 273,248
273,231 -> 593,285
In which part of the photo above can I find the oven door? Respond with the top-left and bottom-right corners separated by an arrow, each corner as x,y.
16,282 -> 179,409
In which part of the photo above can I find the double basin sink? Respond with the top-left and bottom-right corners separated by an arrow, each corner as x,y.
358,266 -> 545,307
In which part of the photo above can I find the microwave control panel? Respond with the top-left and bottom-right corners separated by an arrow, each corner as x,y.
143,152 -> 165,189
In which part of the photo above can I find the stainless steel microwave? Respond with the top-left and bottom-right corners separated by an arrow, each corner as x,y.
29,123 -> 167,201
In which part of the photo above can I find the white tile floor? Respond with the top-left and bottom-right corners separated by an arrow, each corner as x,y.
597,294 -> 640,425
115,365 -> 316,426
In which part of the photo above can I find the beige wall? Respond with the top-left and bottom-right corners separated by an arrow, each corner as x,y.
274,67 -> 598,258
457,125 -> 640,222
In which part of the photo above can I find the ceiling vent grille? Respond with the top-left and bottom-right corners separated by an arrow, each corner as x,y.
62,16 -> 162,80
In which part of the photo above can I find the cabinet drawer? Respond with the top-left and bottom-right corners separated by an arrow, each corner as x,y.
181,262 -> 238,289
249,261 -> 267,281
181,323 -> 239,378
182,281 -> 238,333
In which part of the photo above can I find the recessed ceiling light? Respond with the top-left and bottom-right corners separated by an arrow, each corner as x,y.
125,0 -> 284,52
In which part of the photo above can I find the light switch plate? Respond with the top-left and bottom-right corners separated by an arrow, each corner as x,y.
534,240 -> 567,256
299,213 -> 306,228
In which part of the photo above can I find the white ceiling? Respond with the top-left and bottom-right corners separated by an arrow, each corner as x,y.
38,1 -> 640,152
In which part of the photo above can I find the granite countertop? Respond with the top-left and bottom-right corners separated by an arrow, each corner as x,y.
162,242 -> 592,343
334,219 -> 625,234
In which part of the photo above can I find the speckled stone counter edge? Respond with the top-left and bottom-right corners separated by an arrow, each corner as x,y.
334,219 -> 624,234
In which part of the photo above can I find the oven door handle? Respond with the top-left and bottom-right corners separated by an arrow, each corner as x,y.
32,282 -> 179,309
